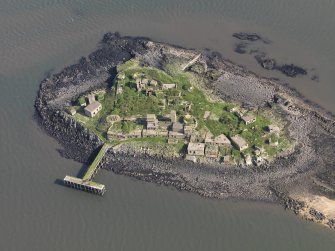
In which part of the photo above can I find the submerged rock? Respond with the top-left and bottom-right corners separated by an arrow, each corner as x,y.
255,54 -> 307,77
255,55 -> 276,70
278,64 -> 307,77
233,32 -> 262,42
262,59 -> 276,70
234,42 -> 249,54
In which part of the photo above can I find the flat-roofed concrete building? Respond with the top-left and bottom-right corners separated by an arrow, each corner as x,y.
128,129 -> 142,138
84,101 -> 102,117
231,135 -> 248,151
187,143 -> 205,156
205,144 -> 219,158
146,114 -> 158,130
107,130 -> 127,140
172,122 -> 184,133
142,129 -> 157,137
241,114 -> 256,125
158,121 -> 170,130
168,131 -> 185,139
214,134 -> 231,146
157,129 -> 169,137
189,134 -> 199,143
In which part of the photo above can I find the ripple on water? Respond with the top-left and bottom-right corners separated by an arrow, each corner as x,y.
1,1 -> 335,249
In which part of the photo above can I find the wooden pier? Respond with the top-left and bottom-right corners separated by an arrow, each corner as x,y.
63,144 -> 110,195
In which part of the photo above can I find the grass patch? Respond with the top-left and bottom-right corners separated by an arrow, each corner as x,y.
73,112 -> 89,124
69,59 -> 291,161
83,144 -> 109,180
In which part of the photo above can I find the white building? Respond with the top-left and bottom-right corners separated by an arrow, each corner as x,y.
84,101 -> 102,117
187,143 -> 205,156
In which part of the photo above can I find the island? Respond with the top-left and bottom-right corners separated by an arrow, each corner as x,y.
35,33 -> 335,229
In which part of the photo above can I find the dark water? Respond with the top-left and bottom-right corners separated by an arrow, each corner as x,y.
1,1 -> 335,250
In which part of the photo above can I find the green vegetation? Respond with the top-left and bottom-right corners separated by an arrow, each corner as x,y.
111,121 -> 142,134
73,112 -> 89,124
78,96 -> 86,106
96,93 -> 105,102
69,58 -> 292,165
83,144 -> 109,181
113,86 -> 161,116
232,149 -> 242,162
87,181 -> 105,189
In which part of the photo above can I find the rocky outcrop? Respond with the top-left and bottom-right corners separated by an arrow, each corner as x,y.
279,194 -> 335,230
233,32 -> 263,42
278,64 -> 307,77
255,55 -> 307,77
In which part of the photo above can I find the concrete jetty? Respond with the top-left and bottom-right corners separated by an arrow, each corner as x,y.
83,144 -> 110,181
63,144 -> 110,195
63,176 -> 106,195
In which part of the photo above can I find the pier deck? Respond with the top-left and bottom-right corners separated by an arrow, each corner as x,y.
63,176 -> 106,195
63,144 -> 110,195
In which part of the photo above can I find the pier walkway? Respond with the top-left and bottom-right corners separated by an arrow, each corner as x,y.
83,144 -> 110,181
63,144 -> 110,195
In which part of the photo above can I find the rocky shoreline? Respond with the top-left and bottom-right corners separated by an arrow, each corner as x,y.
35,33 -> 335,229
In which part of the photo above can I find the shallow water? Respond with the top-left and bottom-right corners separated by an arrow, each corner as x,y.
1,1 -> 335,250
